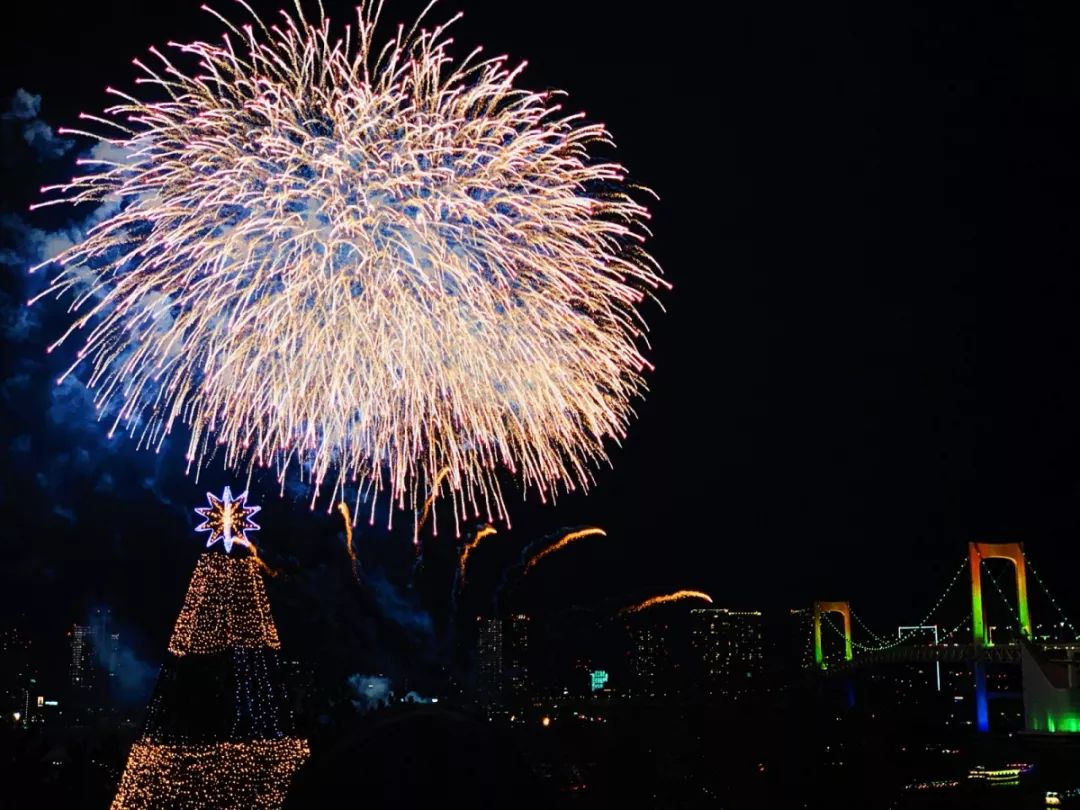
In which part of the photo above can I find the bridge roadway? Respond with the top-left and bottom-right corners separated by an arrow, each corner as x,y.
823,642 -> 1080,674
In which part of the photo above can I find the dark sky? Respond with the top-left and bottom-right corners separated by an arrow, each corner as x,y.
1,1 -> 1078,687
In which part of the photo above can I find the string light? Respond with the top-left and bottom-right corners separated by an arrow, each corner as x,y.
167,554 -> 280,656
824,610 -> 974,656
115,501 -> 307,809
850,610 -> 892,647
110,739 -> 309,810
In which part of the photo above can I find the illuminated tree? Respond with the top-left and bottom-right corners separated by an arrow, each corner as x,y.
110,490 -> 308,810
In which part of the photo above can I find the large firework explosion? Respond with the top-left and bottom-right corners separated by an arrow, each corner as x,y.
31,0 -> 666,534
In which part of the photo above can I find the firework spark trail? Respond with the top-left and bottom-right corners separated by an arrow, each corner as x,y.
458,524 -> 498,586
524,527 -> 606,573
618,590 -> 713,616
30,1 -> 667,535
337,501 -> 360,581
494,525 -> 606,612
415,466 -> 452,546
247,543 -> 277,578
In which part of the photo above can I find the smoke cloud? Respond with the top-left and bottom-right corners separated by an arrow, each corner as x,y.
347,673 -> 393,713
0,98 -> 189,520
366,567 -> 434,639
87,607 -> 158,706
3,89 -> 73,160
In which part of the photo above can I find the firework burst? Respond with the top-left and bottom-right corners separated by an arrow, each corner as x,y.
31,0 -> 665,530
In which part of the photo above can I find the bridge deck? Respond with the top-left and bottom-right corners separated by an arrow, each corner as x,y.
822,642 -> 1080,673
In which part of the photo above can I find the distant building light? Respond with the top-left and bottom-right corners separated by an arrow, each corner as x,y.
589,670 -> 609,692
541,716 -> 551,728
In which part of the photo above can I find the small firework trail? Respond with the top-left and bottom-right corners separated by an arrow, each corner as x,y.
525,527 -> 606,573
337,501 -> 360,582
459,525 -> 498,586
247,543 -> 277,578
618,590 -> 713,616
415,466 -> 452,547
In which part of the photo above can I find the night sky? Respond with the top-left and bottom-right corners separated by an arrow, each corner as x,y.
1,1 -> 1077,692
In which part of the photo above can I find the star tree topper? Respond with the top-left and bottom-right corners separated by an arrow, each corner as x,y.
194,486 -> 262,552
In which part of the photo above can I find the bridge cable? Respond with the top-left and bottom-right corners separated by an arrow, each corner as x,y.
940,613 -> 970,642
851,609 -> 893,647
824,611 -> 972,659
839,558 -> 968,652
1023,550 -> 1080,640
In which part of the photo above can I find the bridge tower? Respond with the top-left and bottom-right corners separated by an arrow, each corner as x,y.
813,601 -> 853,670
969,542 -> 1033,732
968,542 -> 1032,647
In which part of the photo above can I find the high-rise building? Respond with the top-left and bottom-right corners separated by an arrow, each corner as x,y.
0,626 -> 35,725
475,614 -> 530,706
109,633 -> 120,682
626,620 -> 669,697
503,614 -> 530,698
476,616 -> 503,703
691,609 -> 764,696
70,624 -> 94,690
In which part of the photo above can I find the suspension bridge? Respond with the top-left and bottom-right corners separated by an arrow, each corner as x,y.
808,542 -> 1080,734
